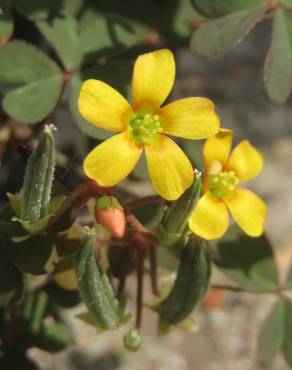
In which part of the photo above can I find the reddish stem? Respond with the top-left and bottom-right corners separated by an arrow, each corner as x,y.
149,244 -> 160,296
46,179 -> 110,229
127,195 -> 164,212
136,250 -> 145,330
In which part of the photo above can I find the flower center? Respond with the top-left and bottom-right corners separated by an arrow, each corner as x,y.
208,170 -> 239,199
128,113 -> 163,145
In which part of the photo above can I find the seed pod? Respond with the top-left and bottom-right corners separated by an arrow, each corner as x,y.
157,235 -> 211,325
75,229 -> 126,331
95,196 -> 126,239
21,124 -> 56,223
157,173 -> 201,247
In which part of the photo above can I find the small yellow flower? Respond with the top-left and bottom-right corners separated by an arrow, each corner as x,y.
78,49 -> 220,200
188,129 -> 267,240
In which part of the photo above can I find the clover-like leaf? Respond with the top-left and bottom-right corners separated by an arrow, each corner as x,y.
36,13 -> 81,71
211,224 -> 279,293
190,2 -> 267,57
191,0 -> 265,18
12,0 -> 61,20
283,298 -> 292,367
264,9 -> 292,103
259,298 -> 285,365
0,41 -> 63,124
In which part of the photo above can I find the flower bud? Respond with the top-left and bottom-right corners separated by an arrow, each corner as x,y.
95,196 -> 126,239
123,329 -> 142,351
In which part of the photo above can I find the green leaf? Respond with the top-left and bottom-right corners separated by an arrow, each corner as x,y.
283,298 -> 292,367
79,13 -> 147,63
190,3 -> 267,57
191,0 -> 265,18
264,9 -> 292,103
36,13 -> 81,71
12,0 -> 61,20
5,235 -> 59,275
63,0 -> 84,16
211,224 -> 279,293
0,41 -> 63,124
0,242 -> 23,307
0,0 -> 13,45
69,63 -> 131,139
282,0 -> 292,9
258,298 -> 285,365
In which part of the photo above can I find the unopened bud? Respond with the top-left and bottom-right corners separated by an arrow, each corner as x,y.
123,329 -> 142,352
95,196 -> 126,238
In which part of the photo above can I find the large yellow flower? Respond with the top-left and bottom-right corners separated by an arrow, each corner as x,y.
188,129 -> 266,239
78,49 -> 220,200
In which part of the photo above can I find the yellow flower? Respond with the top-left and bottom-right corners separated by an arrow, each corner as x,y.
78,49 -> 220,200
188,129 -> 267,240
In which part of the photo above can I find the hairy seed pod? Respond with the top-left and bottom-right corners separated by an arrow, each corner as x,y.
157,235 -> 211,325
75,229 -> 125,330
21,124 -> 56,223
157,173 -> 201,247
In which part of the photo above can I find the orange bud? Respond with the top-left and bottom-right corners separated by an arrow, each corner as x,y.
95,196 -> 126,238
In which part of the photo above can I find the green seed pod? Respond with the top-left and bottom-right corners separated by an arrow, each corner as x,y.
157,173 -> 201,247
157,235 -> 211,325
123,329 -> 142,352
191,0 -> 263,18
21,124 -> 56,223
75,229 -> 125,331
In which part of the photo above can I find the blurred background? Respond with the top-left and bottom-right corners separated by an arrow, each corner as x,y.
0,0 -> 292,369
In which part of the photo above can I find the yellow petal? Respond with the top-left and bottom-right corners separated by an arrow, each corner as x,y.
188,192 -> 229,240
145,135 -> 193,200
159,97 -> 220,140
84,132 -> 142,186
226,140 -> 264,181
204,128 -> 233,168
78,79 -> 132,132
225,188 -> 266,237
132,49 -> 175,111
